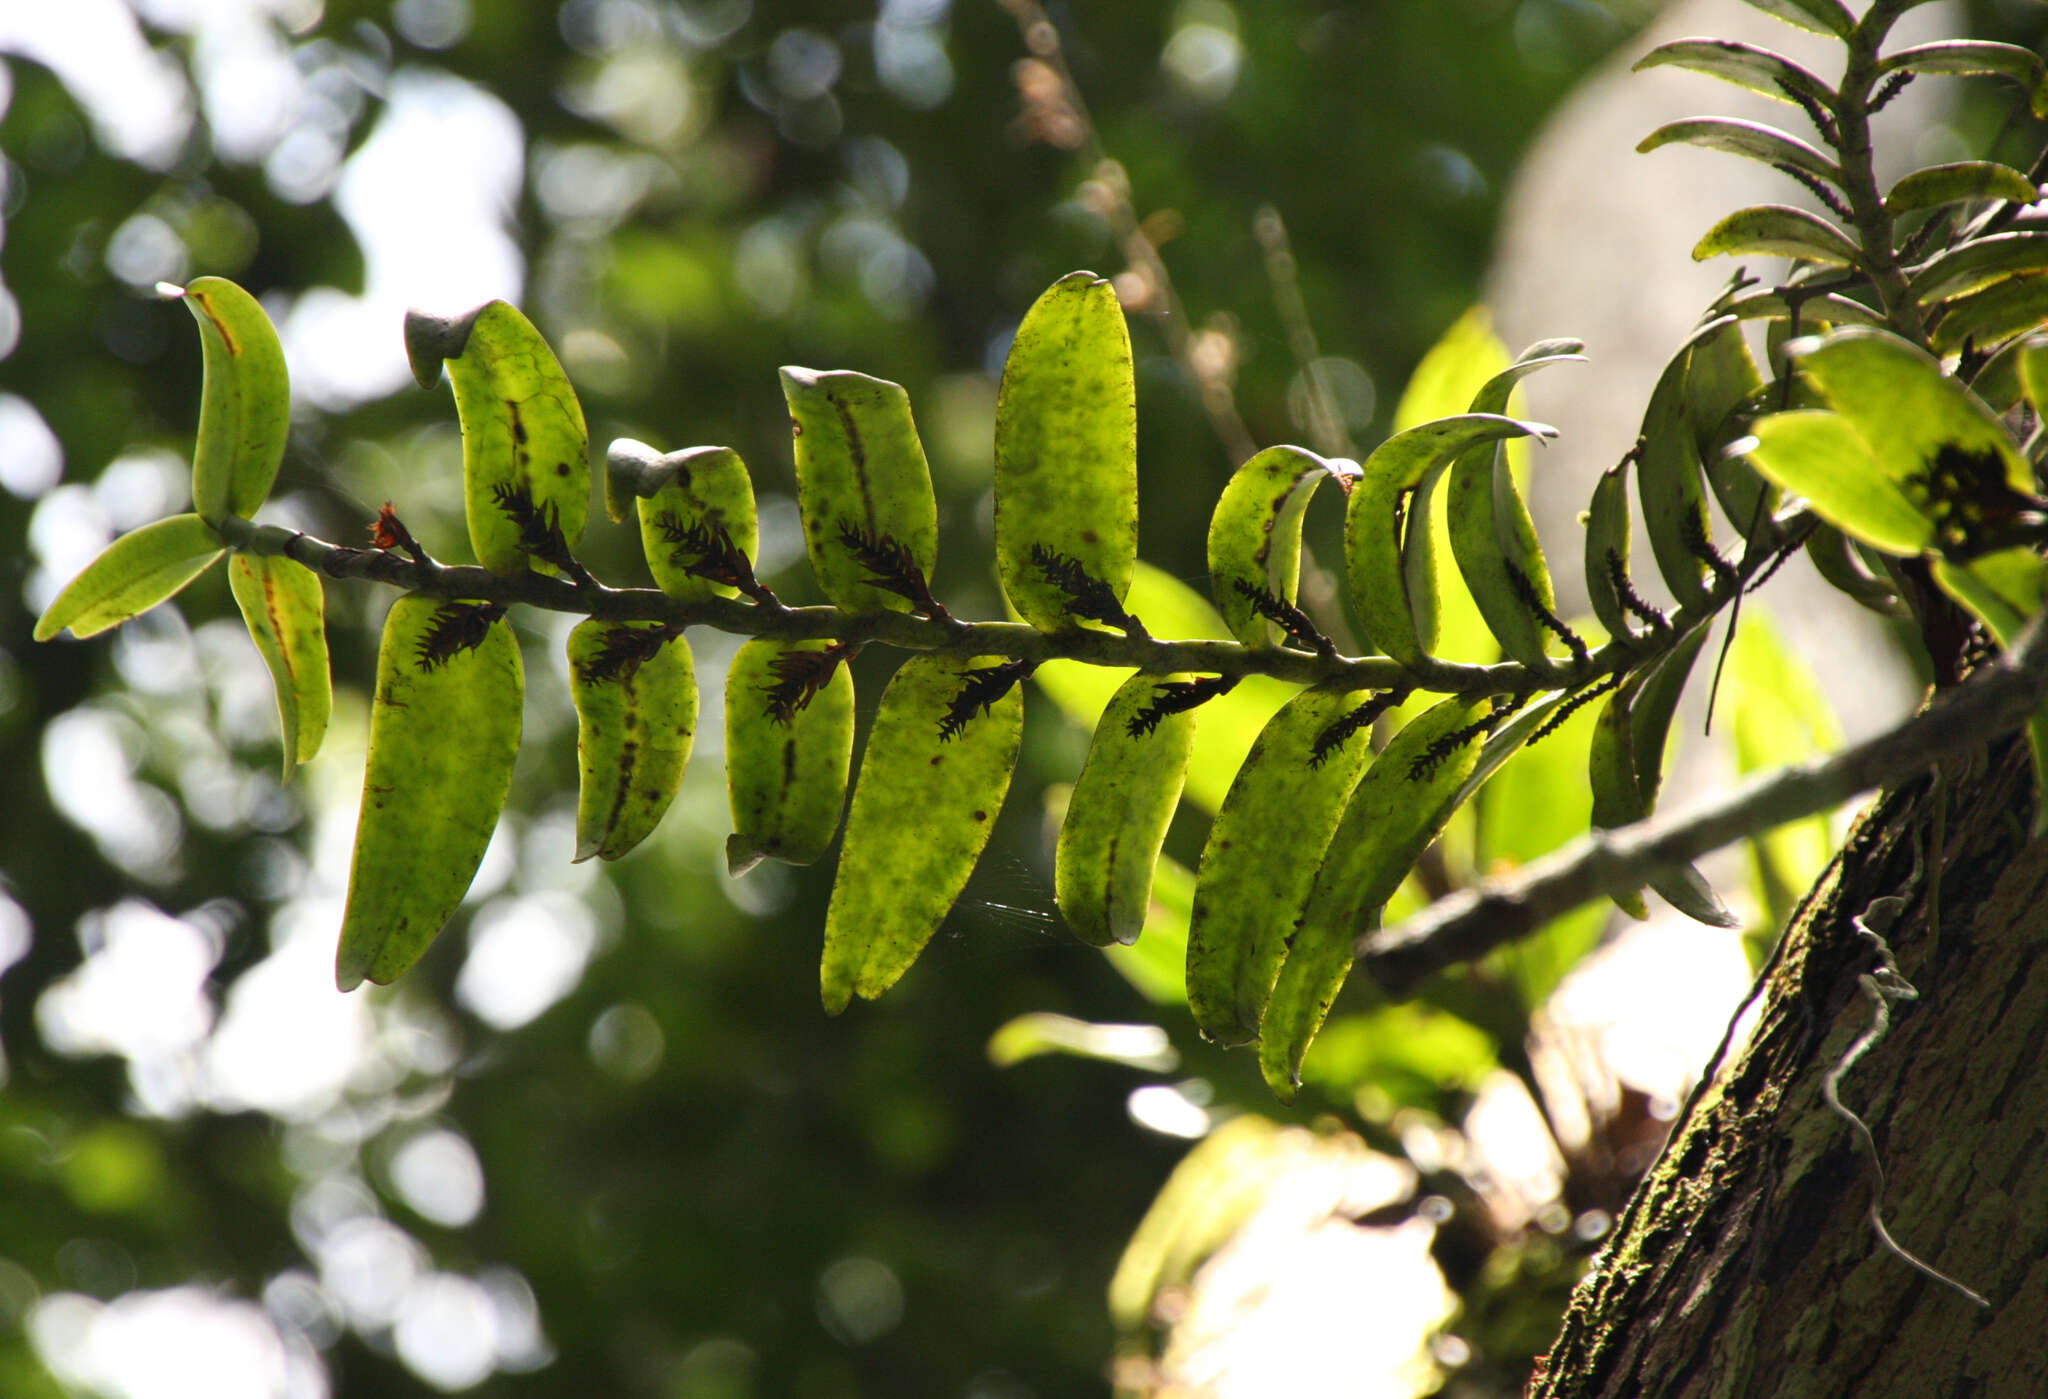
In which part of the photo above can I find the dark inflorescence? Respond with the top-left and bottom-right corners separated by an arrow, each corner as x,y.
1308,691 -> 1399,770
762,641 -> 858,724
1775,163 -> 1853,222
939,659 -> 1034,742
1505,562 -> 1590,665
1528,672 -> 1625,748
579,623 -> 683,684
1867,70 -> 1913,116
1778,80 -> 1838,145
657,512 -> 779,605
1608,549 -> 1671,634
840,520 -> 954,622
1232,580 -> 1333,654
1682,507 -> 1742,593
1126,675 -> 1239,738
492,482 -> 588,582
415,602 -> 507,671
1407,716 -> 1498,782
1029,544 -> 1146,636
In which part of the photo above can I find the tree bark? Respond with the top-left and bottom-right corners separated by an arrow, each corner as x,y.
1529,736 -> 2048,1399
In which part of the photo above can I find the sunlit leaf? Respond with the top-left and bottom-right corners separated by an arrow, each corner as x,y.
1877,40 -> 2048,117
782,368 -> 941,614
1692,204 -> 1861,266
821,654 -> 1022,1012
994,272 -> 1138,632
335,594 -> 523,991
1885,161 -> 2038,216
34,513 -> 225,641
1639,116 -> 1840,184
227,553 -> 331,780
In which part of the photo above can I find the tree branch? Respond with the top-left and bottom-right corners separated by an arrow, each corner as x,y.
216,515 -> 1733,699
1360,614 -> 2048,991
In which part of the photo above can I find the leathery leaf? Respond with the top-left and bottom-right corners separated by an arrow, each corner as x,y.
34,513 -> 225,642
820,654 -> 1022,1011
406,301 -> 590,576
994,272 -> 1139,632
1207,444 -> 1356,648
181,276 -> 291,523
725,639 -> 856,875
569,619 -> 696,863
228,553 -> 331,780
1186,682 -> 1377,1048
1261,694 -> 1492,1100
335,594 -> 523,991
781,368 -> 940,613
1055,673 -> 1198,947
610,439 -> 762,604
1345,413 -> 1555,666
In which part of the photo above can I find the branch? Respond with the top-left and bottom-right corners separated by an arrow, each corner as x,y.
216,515 -> 1497,692
1361,614 -> 2048,992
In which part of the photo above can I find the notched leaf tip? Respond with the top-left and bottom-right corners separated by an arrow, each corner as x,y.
402,303 -> 492,388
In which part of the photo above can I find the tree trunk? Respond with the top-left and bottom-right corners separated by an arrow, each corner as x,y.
1529,736 -> 2048,1398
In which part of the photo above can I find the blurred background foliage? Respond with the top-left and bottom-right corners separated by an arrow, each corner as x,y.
1,2 -> 2041,1396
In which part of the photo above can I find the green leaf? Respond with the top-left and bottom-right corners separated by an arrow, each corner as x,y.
820,654 -> 1023,1012
1886,162 -> 2038,216
1725,605 -> 1843,938
1632,39 -> 1834,105
1185,681 -> 1377,1047
1260,694 -> 1493,1100
1635,323 -> 1725,610
1740,410 -> 1934,554
34,513 -> 225,641
2016,335 -> 2048,419
610,440 -> 763,604
986,1012 -> 1177,1071
1638,117 -> 1841,185
1692,205 -> 1861,266
1720,288 -> 1884,327
1687,320 -> 1774,535
994,272 -> 1138,632
408,301 -> 591,577
335,594 -> 523,991
568,620 -> 696,863
1478,680 -> 1609,1005
1390,308 -> 1519,668
1930,274 -> 2048,355
1909,232 -> 2048,305
1930,548 -> 2048,838
1345,413 -> 1557,667
1102,855 -> 1193,1006
1803,521 -> 1909,616
1446,344 -> 1585,668
781,368 -> 941,614
1791,327 -> 2036,536
1737,0 -> 1852,38
1032,561 -> 1294,813
180,277 -> 291,523
227,553 -> 331,781
1877,40 -> 2048,118
724,639 -> 855,873
1206,444 -> 1354,648
1055,673 -> 1198,947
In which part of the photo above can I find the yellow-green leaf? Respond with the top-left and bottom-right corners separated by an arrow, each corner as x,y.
335,594 -> 522,991
994,272 -> 1139,632
227,553 -> 331,780
35,513 -> 225,641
